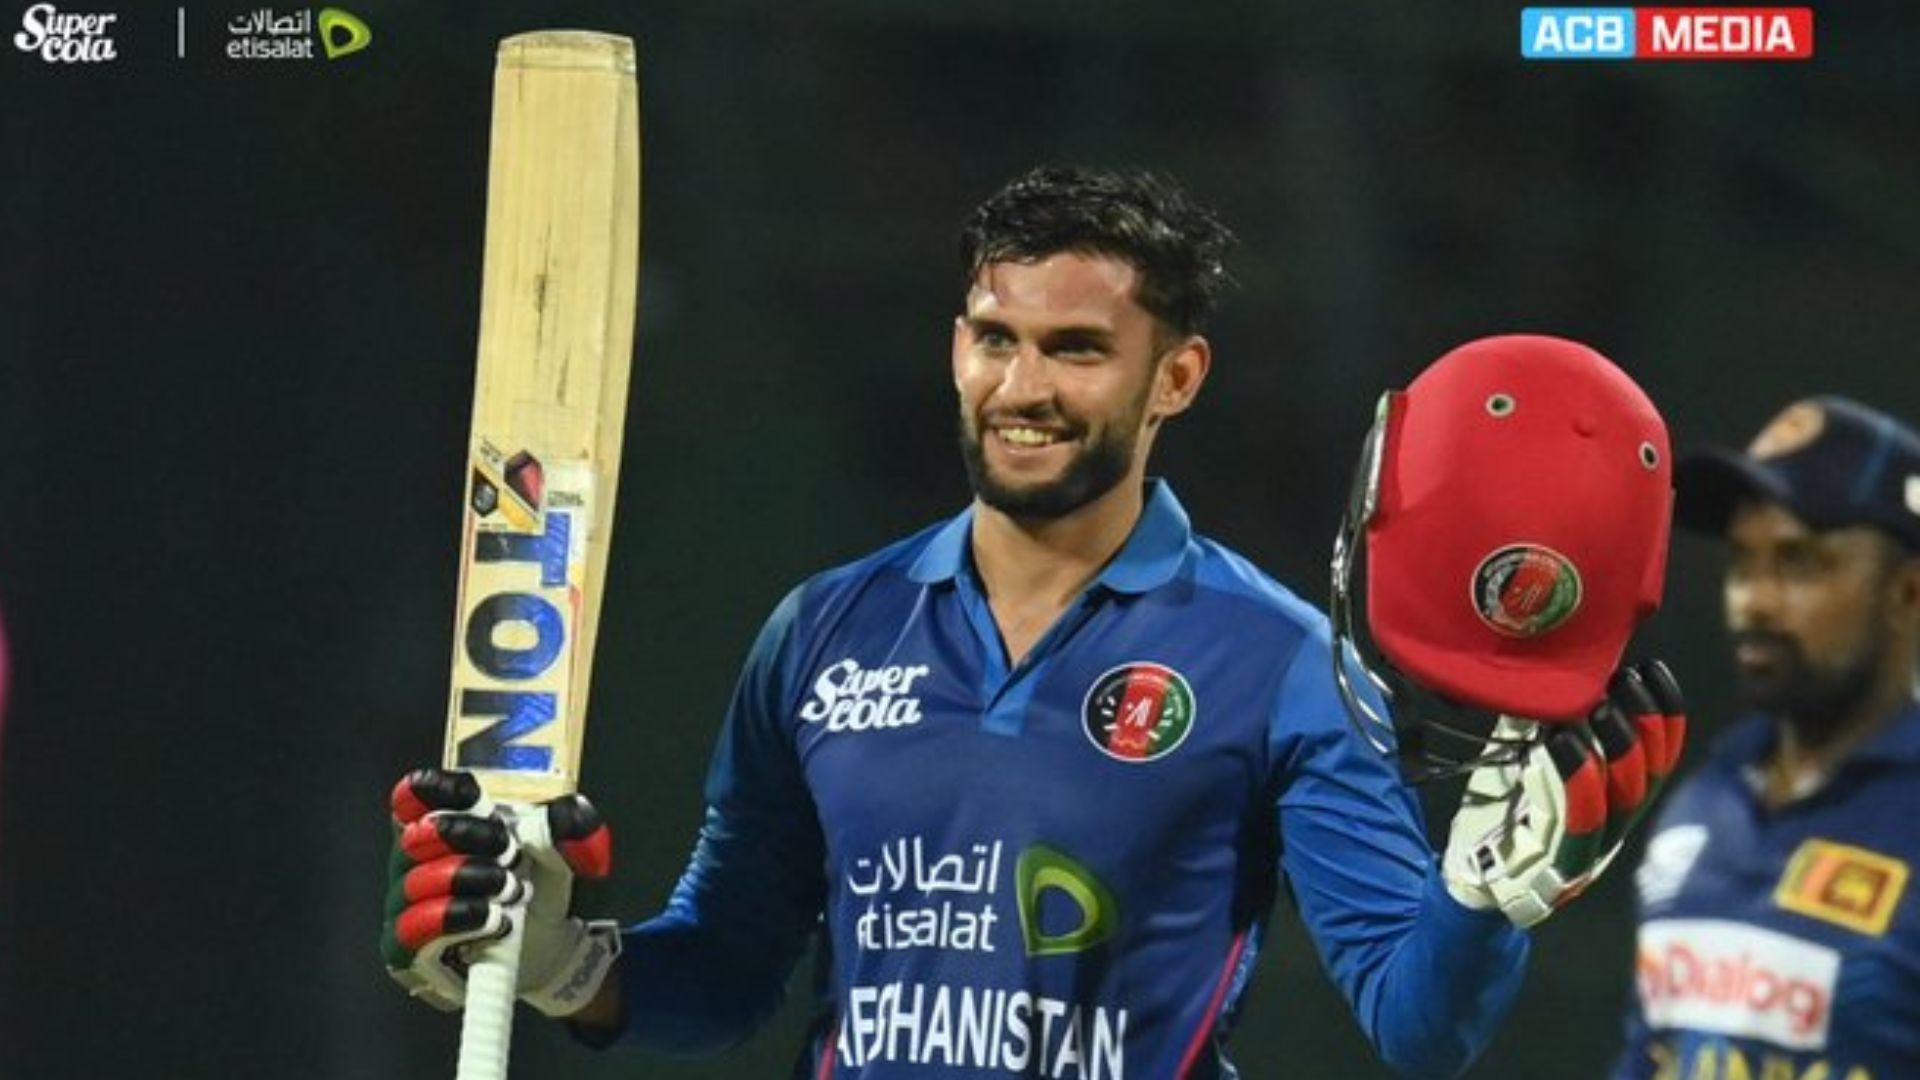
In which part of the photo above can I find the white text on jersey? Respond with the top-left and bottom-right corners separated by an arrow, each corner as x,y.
800,659 -> 932,732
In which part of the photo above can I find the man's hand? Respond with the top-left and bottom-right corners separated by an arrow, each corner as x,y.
381,767 -> 622,1017
1442,661 -> 1686,928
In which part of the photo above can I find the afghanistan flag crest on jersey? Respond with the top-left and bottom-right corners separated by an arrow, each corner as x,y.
1083,662 -> 1196,763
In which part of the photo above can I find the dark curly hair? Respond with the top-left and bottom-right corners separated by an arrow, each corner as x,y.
959,166 -> 1237,337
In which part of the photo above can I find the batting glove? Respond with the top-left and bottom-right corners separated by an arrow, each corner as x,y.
381,767 -> 621,1017
1442,660 -> 1686,928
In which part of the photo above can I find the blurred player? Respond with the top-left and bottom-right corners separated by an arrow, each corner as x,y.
1616,397 -> 1920,1079
384,167 -> 1679,1079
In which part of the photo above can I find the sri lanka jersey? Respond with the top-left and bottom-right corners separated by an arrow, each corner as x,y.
1617,701 -> 1920,1080
606,482 -> 1527,1078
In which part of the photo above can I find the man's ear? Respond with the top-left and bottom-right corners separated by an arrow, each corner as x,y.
1150,335 -> 1211,422
1892,548 -> 1920,620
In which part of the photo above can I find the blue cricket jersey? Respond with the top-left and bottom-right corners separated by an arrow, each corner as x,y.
1616,701 -> 1920,1080
610,482 -> 1527,1078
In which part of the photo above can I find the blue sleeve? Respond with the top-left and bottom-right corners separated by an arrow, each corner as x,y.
601,586 -> 827,1056
1271,633 -> 1529,1079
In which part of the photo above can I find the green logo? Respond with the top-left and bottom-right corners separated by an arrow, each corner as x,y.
317,8 -> 372,60
1016,845 -> 1117,956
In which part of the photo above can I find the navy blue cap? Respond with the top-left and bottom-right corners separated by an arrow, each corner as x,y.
1675,396 -> 1920,551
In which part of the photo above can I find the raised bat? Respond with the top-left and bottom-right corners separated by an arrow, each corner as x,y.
442,29 -> 639,1080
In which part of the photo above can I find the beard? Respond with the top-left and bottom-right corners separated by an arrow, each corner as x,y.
1731,627 -> 1886,748
958,389 -> 1149,521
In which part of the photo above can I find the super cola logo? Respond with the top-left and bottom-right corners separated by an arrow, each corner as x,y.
800,659 -> 932,732
14,3 -> 117,62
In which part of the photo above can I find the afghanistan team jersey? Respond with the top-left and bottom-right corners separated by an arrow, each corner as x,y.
1617,701 -> 1920,1080
608,482 -> 1527,1079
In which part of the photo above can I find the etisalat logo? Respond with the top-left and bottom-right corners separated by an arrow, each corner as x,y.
13,3 -> 118,62
225,6 -> 370,61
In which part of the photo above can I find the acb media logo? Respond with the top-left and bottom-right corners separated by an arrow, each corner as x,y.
1521,7 -> 1813,61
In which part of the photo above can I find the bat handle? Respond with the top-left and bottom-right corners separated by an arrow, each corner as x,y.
455,802 -> 533,1080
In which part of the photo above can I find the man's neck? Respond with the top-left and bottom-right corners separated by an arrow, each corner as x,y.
1764,663 -> 1917,808
969,477 -> 1147,611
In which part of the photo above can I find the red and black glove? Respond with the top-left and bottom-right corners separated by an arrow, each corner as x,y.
381,767 -> 619,1017
1443,660 -> 1686,927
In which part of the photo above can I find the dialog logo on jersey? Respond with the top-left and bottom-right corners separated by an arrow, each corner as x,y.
1082,662 -> 1195,763
1636,919 -> 1838,1050
799,658 -> 932,733
1470,544 -> 1583,638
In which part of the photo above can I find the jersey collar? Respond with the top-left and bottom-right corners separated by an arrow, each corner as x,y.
1718,696 -> 1920,779
907,478 -> 1192,595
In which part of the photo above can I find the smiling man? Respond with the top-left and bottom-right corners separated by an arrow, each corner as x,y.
1617,396 -> 1920,1080
378,167 -> 1670,1079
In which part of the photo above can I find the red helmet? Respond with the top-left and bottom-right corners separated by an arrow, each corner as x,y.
1332,335 -> 1673,776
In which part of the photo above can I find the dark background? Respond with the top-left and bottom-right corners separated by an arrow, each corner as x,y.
2,2 -> 1916,1077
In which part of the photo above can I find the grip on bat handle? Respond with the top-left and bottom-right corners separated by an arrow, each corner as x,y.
454,802 -> 535,1080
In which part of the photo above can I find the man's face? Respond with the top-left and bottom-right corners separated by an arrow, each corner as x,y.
952,253 -> 1195,520
1723,501 -> 1896,733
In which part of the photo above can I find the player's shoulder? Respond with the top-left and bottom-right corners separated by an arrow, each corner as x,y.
805,520 -> 949,592
740,520 -> 952,661
765,518 -> 954,623
1184,532 -> 1333,649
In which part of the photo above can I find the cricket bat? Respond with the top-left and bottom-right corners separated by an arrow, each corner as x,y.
442,30 -> 639,1080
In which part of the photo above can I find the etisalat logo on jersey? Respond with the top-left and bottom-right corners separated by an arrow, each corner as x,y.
845,837 -> 1117,959
837,838 -> 1127,1076
224,6 -> 370,61
1470,543 -> 1583,638
1081,662 -> 1195,763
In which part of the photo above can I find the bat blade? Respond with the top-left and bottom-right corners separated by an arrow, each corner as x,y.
442,30 -> 639,1080
445,30 -> 639,807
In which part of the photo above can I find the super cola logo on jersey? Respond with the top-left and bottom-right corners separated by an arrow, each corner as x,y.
800,659 -> 933,732
14,3 -> 118,62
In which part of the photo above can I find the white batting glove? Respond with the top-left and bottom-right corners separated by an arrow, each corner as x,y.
382,768 -> 622,1017
1442,661 -> 1686,928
